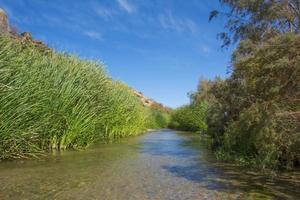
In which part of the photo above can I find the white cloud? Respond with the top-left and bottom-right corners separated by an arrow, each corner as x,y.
117,0 -> 136,13
159,11 -> 198,34
83,31 -> 103,41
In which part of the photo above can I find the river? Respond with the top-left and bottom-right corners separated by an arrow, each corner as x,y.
0,129 -> 299,199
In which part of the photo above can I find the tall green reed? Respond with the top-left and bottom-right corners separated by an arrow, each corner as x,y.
0,37 -> 168,160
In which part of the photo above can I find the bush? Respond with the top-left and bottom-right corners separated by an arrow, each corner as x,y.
169,102 -> 208,132
145,108 -> 170,129
204,34 -> 300,169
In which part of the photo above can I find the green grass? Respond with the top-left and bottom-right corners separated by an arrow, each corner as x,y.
0,36 -> 169,160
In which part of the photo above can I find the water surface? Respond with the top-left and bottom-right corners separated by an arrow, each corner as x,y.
0,130 -> 299,199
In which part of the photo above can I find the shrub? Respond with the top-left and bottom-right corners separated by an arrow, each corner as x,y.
169,102 -> 208,132
204,34 -> 300,169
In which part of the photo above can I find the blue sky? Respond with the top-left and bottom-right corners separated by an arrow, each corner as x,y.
0,0 -> 233,108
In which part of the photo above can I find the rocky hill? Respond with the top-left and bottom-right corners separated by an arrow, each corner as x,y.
133,90 -> 172,113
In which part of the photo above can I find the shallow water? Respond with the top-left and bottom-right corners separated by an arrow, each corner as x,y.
0,130 -> 299,200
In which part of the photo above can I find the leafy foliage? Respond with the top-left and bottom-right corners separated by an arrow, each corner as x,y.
191,0 -> 300,170
145,108 -> 170,129
210,0 -> 300,46
169,102 -> 208,132
192,34 -> 300,169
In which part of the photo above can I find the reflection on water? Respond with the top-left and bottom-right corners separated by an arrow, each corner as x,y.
0,130 -> 299,199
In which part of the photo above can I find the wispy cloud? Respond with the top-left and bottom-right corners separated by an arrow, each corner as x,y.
83,31 -> 103,41
117,0 -> 136,13
185,19 -> 198,34
95,6 -> 114,20
159,11 -> 198,34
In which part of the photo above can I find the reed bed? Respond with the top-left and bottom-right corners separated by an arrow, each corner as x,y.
0,36 -> 169,160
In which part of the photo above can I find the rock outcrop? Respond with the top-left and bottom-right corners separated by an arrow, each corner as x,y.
0,8 -> 10,35
0,8 -> 50,51
133,90 -> 172,113
20,32 -> 50,50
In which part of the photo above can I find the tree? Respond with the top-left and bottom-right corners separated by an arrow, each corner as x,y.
189,78 -> 217,105
210,0 -> 300,46
205,34 -> 300,169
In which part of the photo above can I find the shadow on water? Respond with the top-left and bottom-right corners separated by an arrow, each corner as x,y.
144,130 -> 300,199
162,162 -> 300,199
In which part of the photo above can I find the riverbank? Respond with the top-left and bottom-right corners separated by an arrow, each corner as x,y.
0,36 -> 170,160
